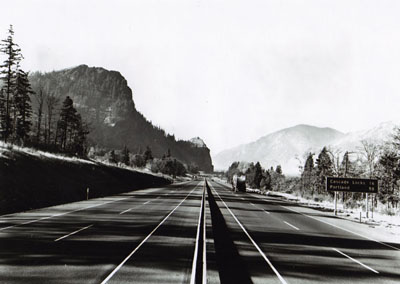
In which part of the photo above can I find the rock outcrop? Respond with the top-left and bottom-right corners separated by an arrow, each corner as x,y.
29,65 -> 213,172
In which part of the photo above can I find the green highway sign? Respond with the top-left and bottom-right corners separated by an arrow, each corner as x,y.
326,177 -> 378,193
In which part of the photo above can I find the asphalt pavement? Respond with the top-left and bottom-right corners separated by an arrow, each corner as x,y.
0,179 -> 399,283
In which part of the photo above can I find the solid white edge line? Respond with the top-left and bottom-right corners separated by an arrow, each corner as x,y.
332,248 -> 379,274
202,185 -> 207,284
0,183 -> 189,232
283,221 -> 299,231
119,208 -> 132,215
100,182 -> 201,284
241,187 -> 400,252
279,205 -> 400,251
54,224 -> 93,242
190,183 -> 205,284
0,195 -> 135,232
209,183 -> 288,284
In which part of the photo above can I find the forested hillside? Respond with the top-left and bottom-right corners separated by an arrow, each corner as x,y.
28,65 -> 213,172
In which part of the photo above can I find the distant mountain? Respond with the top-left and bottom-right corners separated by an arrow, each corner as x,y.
29,65 -> 213,172
213,125 -> 344,175
332,121 -> 398,152
213,122 -> 399,176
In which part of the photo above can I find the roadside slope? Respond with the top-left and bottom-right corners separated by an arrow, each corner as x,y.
0,147 -> 171,215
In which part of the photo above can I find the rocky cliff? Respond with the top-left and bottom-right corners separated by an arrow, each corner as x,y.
29,65 -> 213,172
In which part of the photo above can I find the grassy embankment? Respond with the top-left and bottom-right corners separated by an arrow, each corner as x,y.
0,143 -> 171,215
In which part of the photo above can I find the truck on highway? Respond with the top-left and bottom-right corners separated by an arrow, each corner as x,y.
232,174 -> 246,192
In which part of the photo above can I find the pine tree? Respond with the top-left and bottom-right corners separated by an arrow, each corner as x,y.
315,147 -> 334,193
70,113 -> 88,156
109,150 -> 118,164
275,165 -> 283,175
340,151 -> 355,177
144,146 -> 153,161
34,87 -> 45,144
14,69 -> 33,144
57,96 -> 77,150
122,145 -> 130,166
378,149 -> 400,208
260,171 -> 272,190
0,25 -> 22,142
0,89 -> 5,134
55,96 -> 88,155
45,93 -> 59,145
301,153 -> 316,194
254,162 -> 263,189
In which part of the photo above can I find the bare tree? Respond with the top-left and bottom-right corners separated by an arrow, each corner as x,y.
359,139 -> 380,178
45,93 -> 59,144
34,87 -> 44,143
327,147 -> 342,177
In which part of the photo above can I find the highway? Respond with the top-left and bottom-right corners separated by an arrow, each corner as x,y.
0,180 -> 399,283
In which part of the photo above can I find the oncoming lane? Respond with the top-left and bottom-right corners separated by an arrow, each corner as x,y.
0,181 -> 203,284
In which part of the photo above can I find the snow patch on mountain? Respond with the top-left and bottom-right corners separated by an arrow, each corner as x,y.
213,122 -> 400,176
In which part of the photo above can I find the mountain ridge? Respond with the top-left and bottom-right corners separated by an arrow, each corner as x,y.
213,122 -> 398,175
29,64 -> 213,172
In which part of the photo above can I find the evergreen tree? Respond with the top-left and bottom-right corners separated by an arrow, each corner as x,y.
275,165 -> 283,175
122,145 -> 130,166
254,162 -> 263,189
315,147 -> 333,193
57,96 -> 77,150
144,146 -> 153,161
45,93 -> 59,145
378,149 -> 400,207
301,152 -> 316,194
0,25 -> 22,142
34,87 -> 45,143
56,96 -> 88,155
340,151 -> 355,177
260,171 -> 272,190
245,162 -> 256,187
14,69 -> 33,144
109,150 -> 118,164
0,89 -> 5,134
70,113 -> 88,156
226,161 -> 240,182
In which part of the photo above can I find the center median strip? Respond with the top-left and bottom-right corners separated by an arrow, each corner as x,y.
190,182 -> 207,284
100,182 -> 202,284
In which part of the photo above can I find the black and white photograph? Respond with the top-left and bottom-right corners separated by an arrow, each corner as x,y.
0,0 -> 399,283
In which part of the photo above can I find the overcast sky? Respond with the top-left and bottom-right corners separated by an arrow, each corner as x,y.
2,0 -> 400,155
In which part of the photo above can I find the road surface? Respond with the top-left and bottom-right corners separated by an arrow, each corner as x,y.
0,180 -> 399,283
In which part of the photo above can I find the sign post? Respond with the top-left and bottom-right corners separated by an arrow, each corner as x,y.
334,191 -> 337,215
327,177 -> 378,216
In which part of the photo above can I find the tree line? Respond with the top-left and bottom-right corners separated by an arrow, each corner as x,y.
102,145 -> 197,177
225,127 -> 400,213
0,25 -> 88,156
226,161 -> 285,191
299,130 -> 400,210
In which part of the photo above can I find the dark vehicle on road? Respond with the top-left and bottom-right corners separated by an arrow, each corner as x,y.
232,174 -> 246,192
